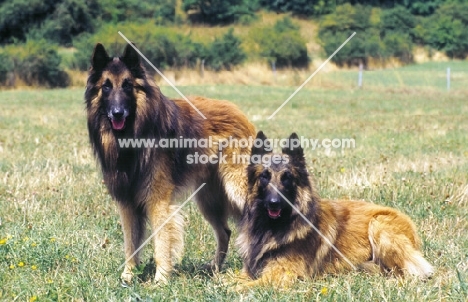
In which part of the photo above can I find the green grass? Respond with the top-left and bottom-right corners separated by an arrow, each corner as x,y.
308,61 -> 468,91
0,71 -> 467,300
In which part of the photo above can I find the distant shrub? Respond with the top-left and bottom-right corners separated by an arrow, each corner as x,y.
381,6 -> 416,31
249,17 -> 308,68
319,4 -> 417,66
204,28 -> 246,71
379,6 -> 417,63
260,0 -> 335,16
153,0 -> 177,25
0,0 -> 56,43
0,52 -> 14,85
423,3 -> 468,58
1,40 -> 70,87
72,23 -> 201,71
0,0 -> 100,45
0,0 -> 176,45
31,0 -> 100,46
98,0 -> 175,23
182,0 -> 258,24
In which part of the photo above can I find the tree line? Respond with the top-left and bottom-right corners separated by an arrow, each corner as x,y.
0,0 -> 467,87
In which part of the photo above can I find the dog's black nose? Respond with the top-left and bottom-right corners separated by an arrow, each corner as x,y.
112,107 -> 125,118
268,198 -> 280,208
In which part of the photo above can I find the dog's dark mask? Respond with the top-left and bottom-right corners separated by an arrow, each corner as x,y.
248,131 -> 307,221
91,43 -> 140,132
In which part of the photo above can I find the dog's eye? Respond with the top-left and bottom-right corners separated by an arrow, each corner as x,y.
259,170 -> 271,186
281,171 -> 293,187
122,80 -> 133,93
102,81 -> 112,93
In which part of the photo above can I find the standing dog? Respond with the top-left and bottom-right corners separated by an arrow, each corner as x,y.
236,131 -> 434,287
85,43 -> 256,284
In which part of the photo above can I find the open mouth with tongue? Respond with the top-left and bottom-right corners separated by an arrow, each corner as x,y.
267,208 -> 282,219
111,118 -> 126,130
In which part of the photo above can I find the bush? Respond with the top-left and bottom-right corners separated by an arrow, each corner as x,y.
423,3 -> 468,58
249,17 -> 308,68
98,0 -> 176,23
0,0 -> 56,43
0,52 -> 14,84
382,33 -> 413,63
0,0 -> 174,45
182,0 -> 258,24
29,0 -> 100,46
318,4 -> 373,66
72,23 -> 201,71
1,40 -> 70,87
0,0 -> 100,45
204,28 -> 246,71
260,0 -> 335,16
379,6 -> 417,63
380,6 -> 417,37
318,4 -> 417,66
153,0 -> 177,25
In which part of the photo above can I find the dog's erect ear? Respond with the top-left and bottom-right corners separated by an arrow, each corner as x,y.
282,133 -> 305,166
91,43 -> 110,71
250,131 -> 270,157
122,43 -> 140,69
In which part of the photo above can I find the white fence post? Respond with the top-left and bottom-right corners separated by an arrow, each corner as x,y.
358,63 -> 363,88
200,59 -> 205,78
447,67 -> 450,91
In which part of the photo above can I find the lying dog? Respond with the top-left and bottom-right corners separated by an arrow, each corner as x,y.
236,131 -> 434,287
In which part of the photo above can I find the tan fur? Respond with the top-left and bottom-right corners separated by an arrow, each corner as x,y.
236,138 -> 434,289
86,44 -> 256,284
118,98 -> 256,283
237,198 -> 434,289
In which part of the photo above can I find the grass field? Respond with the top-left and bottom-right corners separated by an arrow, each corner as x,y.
0,66 -> 467,301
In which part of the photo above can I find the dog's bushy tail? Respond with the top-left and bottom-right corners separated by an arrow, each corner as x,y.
369,216 -> 434,278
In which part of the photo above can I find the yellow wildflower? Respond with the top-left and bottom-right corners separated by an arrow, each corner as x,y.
18,262 -> 25,267
320,287 -> 328,295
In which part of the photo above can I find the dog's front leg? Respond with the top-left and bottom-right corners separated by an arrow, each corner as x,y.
117,203 -> 146,285
235,263 -> 297,290
146,184 -> 180,284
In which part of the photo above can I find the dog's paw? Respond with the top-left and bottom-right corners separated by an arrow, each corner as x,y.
221,270 -> 253,292
120,270 -> 134,287
200,260 -> 219,274
154,268 -> 169,285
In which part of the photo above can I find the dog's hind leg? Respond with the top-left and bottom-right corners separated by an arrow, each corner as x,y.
195,182 -> 231,272
368,216 -> 434,278
117,203 -> 146,285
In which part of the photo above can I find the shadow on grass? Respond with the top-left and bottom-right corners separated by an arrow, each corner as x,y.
134,258 -> 224,283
